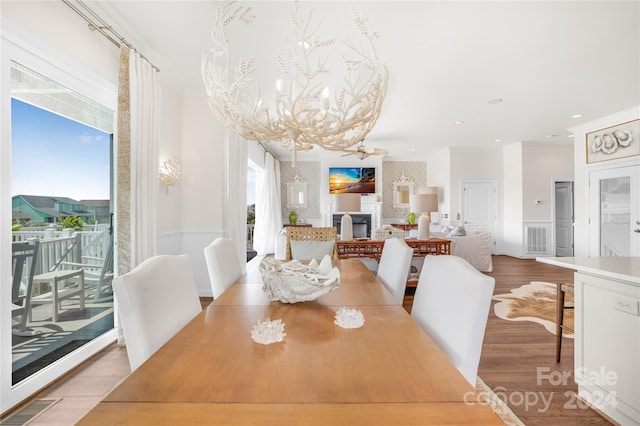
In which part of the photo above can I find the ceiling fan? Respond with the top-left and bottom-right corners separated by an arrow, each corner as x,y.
341,140 -> 389,160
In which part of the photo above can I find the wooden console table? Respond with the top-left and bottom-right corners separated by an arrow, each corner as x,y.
336,238 -> 450,261
337,239 -> 451,289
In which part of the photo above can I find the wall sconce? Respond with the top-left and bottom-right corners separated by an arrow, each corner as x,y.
159,158 -> 181,186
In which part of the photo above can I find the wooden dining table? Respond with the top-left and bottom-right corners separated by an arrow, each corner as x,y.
77,259 -> 503,425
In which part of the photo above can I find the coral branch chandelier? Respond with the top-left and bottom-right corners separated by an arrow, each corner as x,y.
202,0 -> 388,165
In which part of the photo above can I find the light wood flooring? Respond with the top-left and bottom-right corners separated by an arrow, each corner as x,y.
9,255 -> 613,425
480,256 -> 611,425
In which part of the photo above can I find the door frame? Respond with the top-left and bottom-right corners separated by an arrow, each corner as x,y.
552,179 -> 575,257
588,161 -> 640,257
1,23 -> 118,414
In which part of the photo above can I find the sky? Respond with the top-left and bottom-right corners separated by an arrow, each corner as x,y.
11,98 -> 111,201
12,97 -> 257,206
247,166 -> 256,207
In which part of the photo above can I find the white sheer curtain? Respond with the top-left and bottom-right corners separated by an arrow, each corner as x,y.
253,153 -> 282,255
129,50 -> 160,267
224,131 -> 248,271
117,47 -> 160,274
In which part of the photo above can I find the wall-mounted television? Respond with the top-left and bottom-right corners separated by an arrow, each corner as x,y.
329,167 -> 376,194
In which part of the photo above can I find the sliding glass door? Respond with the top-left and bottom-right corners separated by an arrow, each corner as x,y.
10,76 -> 115,385
2,43 -> 118,414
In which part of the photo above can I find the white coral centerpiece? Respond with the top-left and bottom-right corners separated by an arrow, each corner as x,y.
259,255 -> 340,303
334,306 -> 365,329
251,318 -> 286,345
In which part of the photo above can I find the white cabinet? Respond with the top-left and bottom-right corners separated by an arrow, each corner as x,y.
575,271 -> 640,425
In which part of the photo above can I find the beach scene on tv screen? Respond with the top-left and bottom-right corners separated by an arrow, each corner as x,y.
329,167 -> 375,194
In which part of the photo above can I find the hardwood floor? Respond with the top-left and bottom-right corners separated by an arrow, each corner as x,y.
12,256 -> 613,425
479,255 -> 611,425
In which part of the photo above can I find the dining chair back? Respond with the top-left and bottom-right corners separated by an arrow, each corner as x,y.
555,281 -> 574,362
11,239 -> 39,335
377,238 -> 413,305
204,237 -> 243,299
411,255 -> 495,386
285,226 -> 338,261
113,254 -> 202,372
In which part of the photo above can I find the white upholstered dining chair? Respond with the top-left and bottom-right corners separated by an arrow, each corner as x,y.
376,238 -> 413,305
204,237 -> 243,299
113,254 -> 202,372
411,255 -> 495,386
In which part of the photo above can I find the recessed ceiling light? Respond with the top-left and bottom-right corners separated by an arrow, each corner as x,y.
409,148 -> 416,152
567,134 -> 574,138
494,139 -> 502,143
546,134 -> 559,139
487,98 -> 503,105
571,113 -> 583,119
453,120 -> 464,125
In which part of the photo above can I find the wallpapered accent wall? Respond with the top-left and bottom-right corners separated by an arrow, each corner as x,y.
279,161 -> 427,222
280,161 -> 321,221
382,161 -> 427,220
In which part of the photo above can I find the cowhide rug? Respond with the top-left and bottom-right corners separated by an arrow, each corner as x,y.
493,281 -> 573,337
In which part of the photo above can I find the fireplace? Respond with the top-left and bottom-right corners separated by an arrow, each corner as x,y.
333,214 -> 372,239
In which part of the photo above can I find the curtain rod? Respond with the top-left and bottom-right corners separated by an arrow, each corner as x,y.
258,141 -> 276,159
61,0 -> 160,72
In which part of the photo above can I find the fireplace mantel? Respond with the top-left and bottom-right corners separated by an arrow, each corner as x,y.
332,213 -> 372,238
321,201 -> 382,232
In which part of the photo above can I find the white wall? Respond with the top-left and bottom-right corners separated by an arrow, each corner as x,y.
502,143 -> 523,256
180,98 -> 224,231
179,98 -> 227,294
248,142 -> 266,170
522,143 -> 574,221
157,84 -> 183,236
500,142 -> 574,257
1,1 -> 119,85
426,148 -> 451,222
568,106 -> 640,256
449,147 -> 503,223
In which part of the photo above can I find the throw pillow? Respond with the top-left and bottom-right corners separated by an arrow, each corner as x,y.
441,224 -> 453,233
447,226 -> 466,237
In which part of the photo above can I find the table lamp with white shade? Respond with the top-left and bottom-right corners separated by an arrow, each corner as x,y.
410,187 -> 438,240
335,193 -> 361,241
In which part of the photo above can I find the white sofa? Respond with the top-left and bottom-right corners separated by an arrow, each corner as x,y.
430,229 -> 493,272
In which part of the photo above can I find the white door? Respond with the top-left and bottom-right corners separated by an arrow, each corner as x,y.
589,164 -> 640,256
555,181 -> 574,257
461,181 -> 497,251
